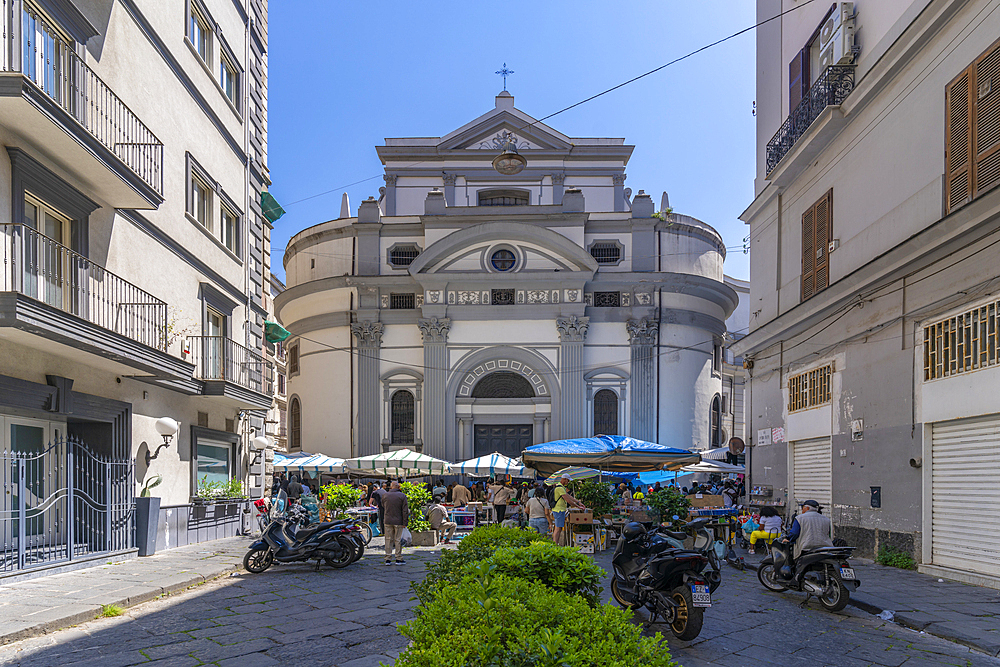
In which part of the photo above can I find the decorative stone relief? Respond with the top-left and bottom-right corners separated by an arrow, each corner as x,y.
442,173 -> 457,186
380,295 -> 389,308
621,292 -> 631,307
448,292 -> 456,304
634,291 -> 652,305
556,316 -> 590,343
584,293 -> 593,306
612,174 -> 627,185
415,294 -> 424,307
351,321 -> 384,346
456,291 -> 480,305
482,291 -> 490,304
458,359 -> 547,397
527,290 -> 549,304
428,291 -> 442,304
552,290 -> 560,303
516,290 -> 525,304
417,317 -> 451,343
566,289 -> 579,303
478,132 -> 531,151
626,317 -> 659,345
551,173 -> 565,185
383,174 -> 397,186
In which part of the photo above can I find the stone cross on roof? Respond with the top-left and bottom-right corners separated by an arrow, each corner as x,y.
495,63 -> 514,91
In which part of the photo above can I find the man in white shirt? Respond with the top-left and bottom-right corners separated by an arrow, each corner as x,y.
425,495 -> 457,544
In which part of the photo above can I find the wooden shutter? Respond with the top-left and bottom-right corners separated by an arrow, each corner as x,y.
946,68 -> 973,213
802,206 -> 815,300
814,190 -> 832,291
789,48 -> 810,113
973,39 -> 1000,199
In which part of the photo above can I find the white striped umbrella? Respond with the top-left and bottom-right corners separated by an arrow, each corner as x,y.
452,452 -> 536,477
273,452 -> 347,474
345,448 -> 452,476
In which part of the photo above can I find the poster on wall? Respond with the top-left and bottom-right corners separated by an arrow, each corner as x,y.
771,427 -> 785,443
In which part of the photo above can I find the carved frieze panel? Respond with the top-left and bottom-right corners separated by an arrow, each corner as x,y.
427,290 -> 443,304
527,290 -> 549,304
380,295 -> 389,308
456,291 -> 480,305
634,291 -> 652,306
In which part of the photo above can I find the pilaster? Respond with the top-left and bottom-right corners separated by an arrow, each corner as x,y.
627,317 -> 658,442
418,317 -> 451,460
351,320 -> 384,456
551,173 -> 565,205
382,174 -> 396,216
557,316 -> 589,440
443,173 -> 457,207
612,174 -> 626,212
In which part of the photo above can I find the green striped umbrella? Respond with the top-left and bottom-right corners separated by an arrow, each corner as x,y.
543,466 -> 602,486
345,448 -> 452,476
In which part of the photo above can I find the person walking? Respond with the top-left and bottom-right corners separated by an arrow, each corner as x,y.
382,481 -> 410,565
551,476 -> 585,547
451,481 -> 471,507
525,489 -> 552,534
371,480 -> 390,535
286,475 -> 303,504
491,480 -> 514,524
426,495 -> 457,544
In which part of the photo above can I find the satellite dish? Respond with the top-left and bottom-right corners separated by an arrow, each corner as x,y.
728,437 -> 746,455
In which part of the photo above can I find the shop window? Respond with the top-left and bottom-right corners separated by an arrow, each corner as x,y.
197,441 -> 231,484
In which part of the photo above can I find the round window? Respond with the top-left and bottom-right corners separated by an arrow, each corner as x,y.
490,249 -> 516,271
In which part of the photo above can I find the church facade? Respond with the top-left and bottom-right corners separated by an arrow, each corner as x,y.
276,93 -> 738,462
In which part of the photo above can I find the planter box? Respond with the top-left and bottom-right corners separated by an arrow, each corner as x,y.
410,530 -> 438,547
135,496 -> 161,556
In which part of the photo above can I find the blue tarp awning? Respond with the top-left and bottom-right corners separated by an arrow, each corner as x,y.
521,435 -> 700,475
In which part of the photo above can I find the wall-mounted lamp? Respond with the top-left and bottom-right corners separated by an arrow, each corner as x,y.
250,435 -> 270,464
146,417 -> 181,465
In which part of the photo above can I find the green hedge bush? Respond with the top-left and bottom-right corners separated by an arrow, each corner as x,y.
479,541 -> 604,606
396,570 -> 676,667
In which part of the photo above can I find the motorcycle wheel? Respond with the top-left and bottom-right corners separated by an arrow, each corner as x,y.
817,572 -> 849,612
350,538 -> 365,562
324,546 -> 353,569
357,523 -> 373,545
243,546 -> 273,574
610,578 -> 640,611
756,560 -> 789,592
668,585 -> 704,641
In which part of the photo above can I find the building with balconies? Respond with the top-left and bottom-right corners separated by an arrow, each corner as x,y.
0,0 -> 272,573
736,0 -> 1000,585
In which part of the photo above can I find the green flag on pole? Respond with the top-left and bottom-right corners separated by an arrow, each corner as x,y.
265,320 -> 291,343
261,191 -> 285,224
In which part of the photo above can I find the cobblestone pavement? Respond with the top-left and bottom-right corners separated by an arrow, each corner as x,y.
2,537 -> 998,667
591,549 -> 1000,667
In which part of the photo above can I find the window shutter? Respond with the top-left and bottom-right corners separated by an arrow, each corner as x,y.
802,206 -> 815,300
973,39 -> 1000,199
814,190 -> 832,291
789,48 -> 810,113
946,68 -> 973,212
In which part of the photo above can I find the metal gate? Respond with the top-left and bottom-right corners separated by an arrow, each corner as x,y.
791,438 -> 832,510
931,415 -> 1000,577
1,437 -> 134,574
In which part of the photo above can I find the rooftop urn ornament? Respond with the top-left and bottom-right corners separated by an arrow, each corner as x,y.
492,130 -> 527,175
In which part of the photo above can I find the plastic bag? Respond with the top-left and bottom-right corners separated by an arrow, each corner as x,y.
401,527 -> 413,547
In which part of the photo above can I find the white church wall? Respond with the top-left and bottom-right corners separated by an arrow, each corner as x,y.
287,326 -> 354,459
659,230 -> 724,281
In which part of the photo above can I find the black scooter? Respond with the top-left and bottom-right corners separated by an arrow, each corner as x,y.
610,521 -> 714,641
756,532 -> 860,611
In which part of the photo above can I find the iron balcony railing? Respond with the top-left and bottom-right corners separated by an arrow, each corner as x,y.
188,336 -> 266,394
1,223 -> 167,350
766,64 -> 856,174
2,3 -> 163,195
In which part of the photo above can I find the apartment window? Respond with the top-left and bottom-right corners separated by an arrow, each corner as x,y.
712,343 -> 722,374
924,299 -> 1000,381
593,291 -> 621,308
390,390 -> 415,445
220,54 -> 238,104
593,389 -> 618,436
189,3 -> 211,66
711,394 -> 723,446
589,241 -> 623,265
288,344 -> 299,374
277,373 -> 286,395
289,397 -> 301,450
387,243 -> 420,268
478,189 -> 529,206
196,441 -> 231,484
191,174 -> 212,230
389,293 -> 415,310
788,365 -> 833,413
945,37 -> 1000,214
220,204 -> 238,253
21,4 -> 74,103
801,189 -> 833,301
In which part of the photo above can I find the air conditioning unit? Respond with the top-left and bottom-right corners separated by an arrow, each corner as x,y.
818,2 -> 856,70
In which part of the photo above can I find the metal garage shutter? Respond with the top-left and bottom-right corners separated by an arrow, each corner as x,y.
792,438 -> 832,510
931,415 -> 1000,577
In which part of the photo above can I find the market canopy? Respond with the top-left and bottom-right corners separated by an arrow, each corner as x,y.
521,435 -> 700,475
345,448 -> 452,476
680,460 -> 745,474
273,451 -> 346,474
452,452 -> 535,477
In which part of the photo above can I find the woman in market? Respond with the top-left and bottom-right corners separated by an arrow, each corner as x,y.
525,488 -> 552,534
748,506 -> 783,554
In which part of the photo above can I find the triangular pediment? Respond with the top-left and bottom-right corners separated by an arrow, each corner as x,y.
438,111 -> 572,152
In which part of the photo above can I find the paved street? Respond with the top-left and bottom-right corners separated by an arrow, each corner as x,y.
1,538 -> 998,667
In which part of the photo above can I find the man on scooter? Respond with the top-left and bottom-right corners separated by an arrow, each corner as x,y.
775,500 -> 834,580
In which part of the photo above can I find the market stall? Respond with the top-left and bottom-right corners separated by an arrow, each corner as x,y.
452,452 -> 535,478
521,435 -> 700,475
345,448 -> 452,478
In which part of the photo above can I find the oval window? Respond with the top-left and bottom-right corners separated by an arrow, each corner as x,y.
491,249 -> 516,271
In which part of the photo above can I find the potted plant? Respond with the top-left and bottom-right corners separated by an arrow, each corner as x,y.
193,475 -> 225,504
400,482 -> 436,546
136,475 -> 162,556
321,483 -> 362,520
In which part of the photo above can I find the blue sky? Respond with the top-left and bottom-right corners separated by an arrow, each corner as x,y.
267,1 -> 757,283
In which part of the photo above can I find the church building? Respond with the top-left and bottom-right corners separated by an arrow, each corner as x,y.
276,92 -> 738,462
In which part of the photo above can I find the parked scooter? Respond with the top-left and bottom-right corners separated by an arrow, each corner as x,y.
610,521 -> 714,641
756,532 -> 860,611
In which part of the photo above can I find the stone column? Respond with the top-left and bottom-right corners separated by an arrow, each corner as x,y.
418,317 -> 451,461
533,416 -> 546,445
627,317 -> 659,442
551,173 -> 565,205
458,417 -> 473,460
383,174 -> 396,216
557,316 -> 589,440
612,174 -> 627,212
351,321 -> 384,457
443,173 -> 457,207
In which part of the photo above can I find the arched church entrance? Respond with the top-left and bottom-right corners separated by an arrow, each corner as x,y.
470,372 -> 535,459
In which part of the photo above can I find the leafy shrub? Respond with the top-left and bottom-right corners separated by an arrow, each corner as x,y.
572,479 -> 616,517
876,545 -> 916,570
458,525 -> 547,557
400,482 -> 432,532
645,487 -> 691,527
321,483 -> 362,517
477,541 -> 605,606
397,569 -> 676,667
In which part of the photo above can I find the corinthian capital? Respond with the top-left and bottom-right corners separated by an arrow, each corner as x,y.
611,174 -> 627,186
351,320 -> 384,347
383,174 -> 397,186
626,317 -> 658,345
551,173 -> 566,185
442,173 -> 457,186
556,315 -> 590,343
417,317 -> 451,343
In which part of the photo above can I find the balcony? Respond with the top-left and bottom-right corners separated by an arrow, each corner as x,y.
0,223 -> 192,379
187,336 -> 272,409
766,65 -> 856,175
0,4 -> 163,208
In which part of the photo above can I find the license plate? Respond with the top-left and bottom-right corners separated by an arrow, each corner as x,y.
691,584 -> 712,608
840,567 -> 856,580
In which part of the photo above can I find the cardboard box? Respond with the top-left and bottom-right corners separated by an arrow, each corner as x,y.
687,494 -> 724,508
574,532 -> 595,554
567,510 -> 594,524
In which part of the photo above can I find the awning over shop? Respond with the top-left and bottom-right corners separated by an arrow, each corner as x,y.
522,435 -> 700,475
680,460 -> 745,474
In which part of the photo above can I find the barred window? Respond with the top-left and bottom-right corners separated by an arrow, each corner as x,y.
788,365 -> 832,412
924,300 -> 1000,380
593,291 -> 621,308
593,389 -> 618,436
391,390 -> 415,444
491,288 -> 516,305
590,242 -> 622,265
388,244 -> 420,268
390,293 -> 415,309
478,189 -> 529,206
